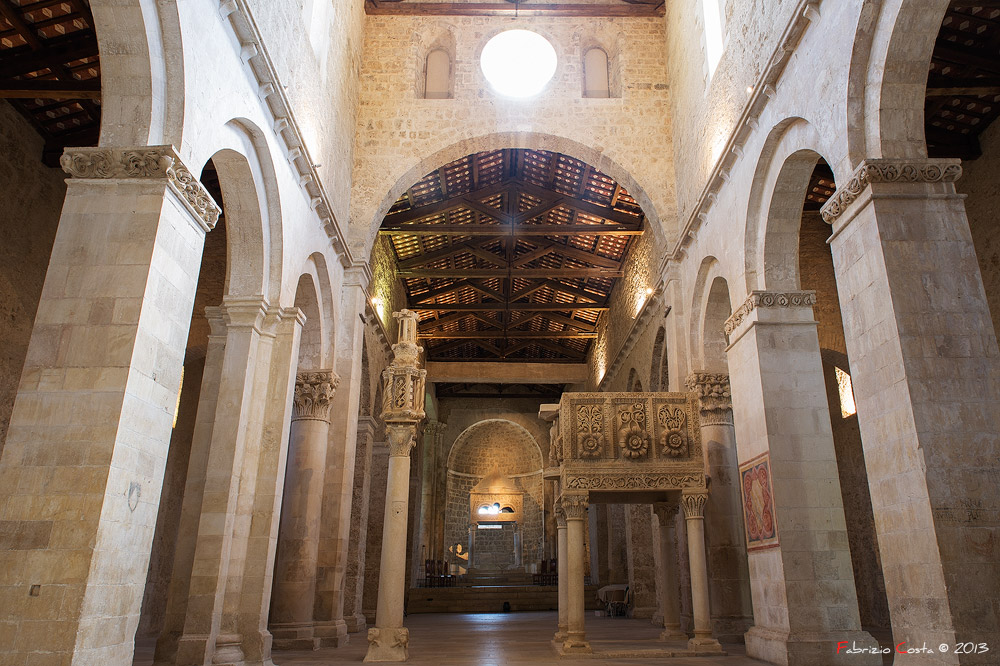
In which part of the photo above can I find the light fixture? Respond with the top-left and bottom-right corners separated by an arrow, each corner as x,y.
480,30 -> 557,98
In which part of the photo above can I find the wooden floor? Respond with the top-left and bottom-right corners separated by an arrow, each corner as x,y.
135,611 -> 767,665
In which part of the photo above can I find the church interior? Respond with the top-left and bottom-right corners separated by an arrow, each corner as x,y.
0,0 -> 998,664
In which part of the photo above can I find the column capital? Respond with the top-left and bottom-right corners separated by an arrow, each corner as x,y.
554,503 -> 567,528
559,491 -> 589,521
219,296 -> 270,331
60,145 -> 221,232
386,423 -> 417,457
356,415 -> 378,439
820,158 -> 962,225
293,369 -> 339,421
681,491 -> 708,520
652,501 -> 680,526
685,372 -> 733,425
724,290 -> 816,341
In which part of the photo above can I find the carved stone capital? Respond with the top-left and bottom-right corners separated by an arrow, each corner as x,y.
724,290 -> 816,337
681,491 -> 708,519
424,420 -> 447,438
554,503 -> 567,528
652,502 -> 680,527
293,370 -> 339,421
365,626 -> 408,662
820,158 -> 962,224
559,491 -> 589,521
60,145 -> 221,231
386,423 -> 417,458
685,372 -> 733,425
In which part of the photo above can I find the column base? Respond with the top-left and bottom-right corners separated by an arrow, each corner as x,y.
270,622 -> 320,651
746,626 -> 882,665
346,613 -> 369,633
659,625 -> 689,642
561,632 -> 592,654
364,627 -> 409,662
314,619 -> 350,647
687,635 -> 724,654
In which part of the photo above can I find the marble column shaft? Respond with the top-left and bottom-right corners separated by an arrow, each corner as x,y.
653,503 -> 687,641
344,416 -> 377,633
554,507 -> 568,641
681,492 -> 722,653
270,370 -> 339,649
560,492 -> 591,654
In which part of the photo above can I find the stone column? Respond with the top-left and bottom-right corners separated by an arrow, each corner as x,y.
270,370 -> 339,649
344,416 -> 377,633
725,290 -> 879,665
653,503 -> 687,641
625,504 -> 658,619
365,311 -> 427,662
822,158 -> 1000,659
314,270 -> 370,648
0,147 -> 218,666
684,373 -> 753,642
560,491 -> 591,654
553,504 -> 568,641
417,421 -> 446,576
681,491 -> 723,653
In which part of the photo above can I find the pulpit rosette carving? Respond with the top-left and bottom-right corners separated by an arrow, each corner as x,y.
292,370 -> 339,421
576,404 -> 604,459
657,404 -> 688,457
380,310 -> 427,457
617,402 -> 651,459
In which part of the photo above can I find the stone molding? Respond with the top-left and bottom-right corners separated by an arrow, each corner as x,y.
559,492 -> 589,521
60,146 -> 221,232
724,290 -> 816,337
820,158 -> 963,224
292,370 -> 339,421
685,373 -> 733,426
564,473 -> 705,491
681,491 -> 708,519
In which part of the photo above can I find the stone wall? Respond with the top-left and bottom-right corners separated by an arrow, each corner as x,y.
0,101 -> 66,453
960,120 -> 1000,338
348,15 -> 677,254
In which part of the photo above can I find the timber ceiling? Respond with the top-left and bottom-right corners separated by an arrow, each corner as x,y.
364,0 -> 665,18
925,2 -> 1000,160
0,0 -> 100,166
380,148 -> 645,363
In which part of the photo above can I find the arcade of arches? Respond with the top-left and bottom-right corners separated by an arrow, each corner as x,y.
0,1 -> 998,665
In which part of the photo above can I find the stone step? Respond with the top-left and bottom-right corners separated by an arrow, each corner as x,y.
406,585 -> 603,614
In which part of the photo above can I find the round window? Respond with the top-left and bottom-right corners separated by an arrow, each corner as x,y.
480,30 -> 557,98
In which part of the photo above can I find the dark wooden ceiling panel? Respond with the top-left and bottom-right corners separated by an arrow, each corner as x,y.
380,148 -> 645,363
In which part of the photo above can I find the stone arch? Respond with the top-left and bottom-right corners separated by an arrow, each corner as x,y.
848,0 -> 950,162
200,119 -> 284,304
358,131 -> 667,257
292,273 -> 323,370
413,24 -> 456,99
91,0 -> 184,146
691,256 -> 733,373
744,118 -> 836,293
445,420 -> 545,569
626,368 -> 643,392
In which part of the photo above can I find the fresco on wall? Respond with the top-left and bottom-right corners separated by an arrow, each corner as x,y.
740,453 -> 779,552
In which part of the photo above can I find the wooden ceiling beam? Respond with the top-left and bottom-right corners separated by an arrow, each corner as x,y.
380,224 -> 643,236
0,33 -> 98,79
512,242 -> 559,267
398,268 -> 623,278
516,180 -> 642,225
420,331 -> 598,339
365,2 -> 665,17
412,303 -> 609,312
382,179 -> 510,225
409,279 -> 474,303
0,78 -> 101,99
511,311 -> 598,333
526,339 -> 588,359
541,279 -> 608,303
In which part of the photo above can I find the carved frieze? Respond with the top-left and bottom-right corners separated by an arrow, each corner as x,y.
724,290 -> 816,337
564,473 -> 705,491
820,158 -> 963,224
60,146 -> 221,231
292,370 -> 339,421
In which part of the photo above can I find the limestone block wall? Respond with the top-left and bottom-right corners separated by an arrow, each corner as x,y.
664,0 -> 801,222
0,101 -> 66,453
348,15 -> 677,254
242,0 -> 365,224
959,120 -> 1000,338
